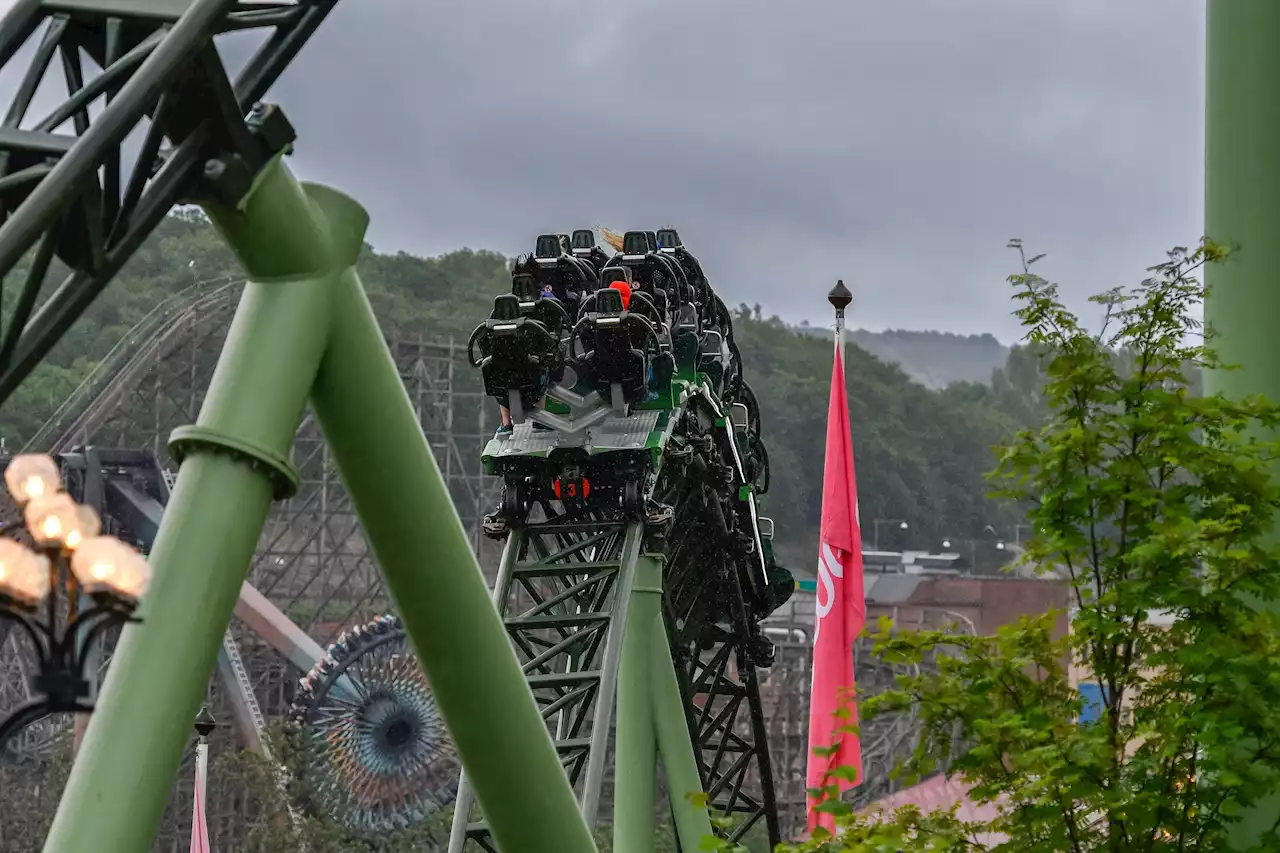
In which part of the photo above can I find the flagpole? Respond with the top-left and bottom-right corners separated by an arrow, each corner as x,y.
191,707 -> 215,853
806,278 -> 862,837
828,279 -> 852,355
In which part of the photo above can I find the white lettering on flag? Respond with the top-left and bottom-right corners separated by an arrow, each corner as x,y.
814,541 -> 843,644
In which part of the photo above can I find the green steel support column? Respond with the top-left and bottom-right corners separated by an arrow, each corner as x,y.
42,158 -> 338,852
308,247 -> 597,853
1205,1 -> 1280,842
613,555 -> 658,853
644,555 -> 715,849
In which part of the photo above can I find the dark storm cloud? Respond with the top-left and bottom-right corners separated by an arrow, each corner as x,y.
267,0 -> 1202,340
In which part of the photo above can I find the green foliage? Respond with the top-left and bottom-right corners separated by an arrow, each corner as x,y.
731,307 -> 1025,567
781,240 -> 1280,852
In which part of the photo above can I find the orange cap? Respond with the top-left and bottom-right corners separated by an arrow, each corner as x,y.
610,280 -> 632,310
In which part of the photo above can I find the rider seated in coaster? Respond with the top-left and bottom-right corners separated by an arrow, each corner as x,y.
655,227 -> 710,308
485,258 -> 571,436
603,265 -> 668,323
532,234 -> 594,308
571,273 -> 674,411
607,277 -> 670,404
611,230 -> 690,309
609,277 -> 632,310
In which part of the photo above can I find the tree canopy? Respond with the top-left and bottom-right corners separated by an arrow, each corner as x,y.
798,240 -> 1280,853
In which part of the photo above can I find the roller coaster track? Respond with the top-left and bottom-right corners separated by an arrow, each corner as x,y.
23,275 -> 240,453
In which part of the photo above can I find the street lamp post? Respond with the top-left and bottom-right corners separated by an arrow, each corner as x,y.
1014,523 -> 1034,548
0,453 -> 151,749
871,518 -> 908,551
939,536 -> 974,569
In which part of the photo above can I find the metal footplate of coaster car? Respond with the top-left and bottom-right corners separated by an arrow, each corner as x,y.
0,0 -> 341,408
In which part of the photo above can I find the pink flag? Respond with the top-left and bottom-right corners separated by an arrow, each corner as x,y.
806,340 -> 866,834
189,741 -> 211,853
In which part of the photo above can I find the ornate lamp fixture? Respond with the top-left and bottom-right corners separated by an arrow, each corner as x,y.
0,453 -> 151,747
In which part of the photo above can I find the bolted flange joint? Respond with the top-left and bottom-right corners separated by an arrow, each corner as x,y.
167,424 -> 300,501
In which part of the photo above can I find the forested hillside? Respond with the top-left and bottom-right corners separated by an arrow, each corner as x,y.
0,212 -> 1035,567
796,324 -> 1010,389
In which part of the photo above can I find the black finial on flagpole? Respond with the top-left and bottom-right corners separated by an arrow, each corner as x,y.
828,279 -> 853,313
193,706 -> 217,739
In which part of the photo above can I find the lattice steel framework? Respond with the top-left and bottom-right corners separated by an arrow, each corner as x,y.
0,282 -> 500,847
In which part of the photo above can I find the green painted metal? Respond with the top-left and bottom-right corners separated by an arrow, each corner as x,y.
308,219 -> 596,853
1205,1 -> 1280,842
613,554 -> 659,853
640,554 -> 715,849
450,512 -> 639,849
41,157 -> 333,852
43,157 -> 595,853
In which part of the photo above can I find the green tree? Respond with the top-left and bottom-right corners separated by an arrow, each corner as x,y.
791,240 -> 1280,851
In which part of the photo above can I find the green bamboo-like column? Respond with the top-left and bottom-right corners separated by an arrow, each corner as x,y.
42,157 -> 335,852
613,556 -> 659,853
1205,0 -> 1280,842
308,228 -> 596,853
43,158 -> 597,853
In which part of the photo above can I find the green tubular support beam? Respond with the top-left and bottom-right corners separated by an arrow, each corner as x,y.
308,243 -> 597,853
1205,0 -> 1280,842
41,157 -> 335,853
613,555 -> 714,852
42,154 -> 595,853
613,557 -> 659,853
649,584 -> 714,844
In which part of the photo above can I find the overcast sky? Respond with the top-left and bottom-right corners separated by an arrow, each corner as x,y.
8,0 -> 1204,343
250,0 -> 1205,343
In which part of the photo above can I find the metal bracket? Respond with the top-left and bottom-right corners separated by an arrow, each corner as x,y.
530,382 -> 613,435
0,0 -> 339,405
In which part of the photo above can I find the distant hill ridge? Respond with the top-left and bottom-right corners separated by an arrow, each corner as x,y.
795,324 -> 1009,388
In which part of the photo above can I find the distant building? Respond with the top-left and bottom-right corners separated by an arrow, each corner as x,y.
762,549 -> 1068,836
783,548 -> 1069,638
